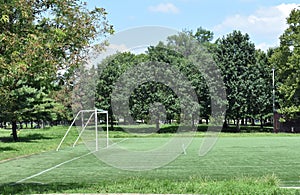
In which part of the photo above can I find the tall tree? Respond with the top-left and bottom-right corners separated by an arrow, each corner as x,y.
96,52 -> 137,129
165,32 -> 212,124
270,8 -> 300,119
247,49 -> 273,127
0,0 -> 113,141
215,30 -> 256,131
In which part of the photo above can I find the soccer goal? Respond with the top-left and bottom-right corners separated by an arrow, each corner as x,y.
56,108 -> 109,151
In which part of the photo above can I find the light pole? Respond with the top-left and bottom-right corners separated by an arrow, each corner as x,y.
272,68 -> 277,133
272,68 -> 275,112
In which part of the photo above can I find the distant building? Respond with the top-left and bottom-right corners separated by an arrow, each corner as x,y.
274,112 -> 300,133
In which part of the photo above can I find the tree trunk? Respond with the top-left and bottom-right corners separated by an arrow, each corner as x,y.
251,118 -> 255,126
260,115 -> 264,129
11,120 -> 18,141
108,105 -> 114,130
199,118 -> 203,124
206,116 -> 209,125
223,120 -> 228,128
155,118 -> 160,132
236,118 -> 240,132
241,118 -> 245,126
192,114 -> 195,128
110,114 -> 114,130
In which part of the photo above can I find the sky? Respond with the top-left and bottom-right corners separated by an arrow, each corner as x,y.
88,0 -> 299,51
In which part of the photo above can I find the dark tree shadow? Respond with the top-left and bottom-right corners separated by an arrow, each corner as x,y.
0,182 -> 88,194
0,133 -> 53,143
19,133 -> 52,142
0,146 -> 18,152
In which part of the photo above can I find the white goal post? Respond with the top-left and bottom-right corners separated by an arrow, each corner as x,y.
56,108 -> 109,151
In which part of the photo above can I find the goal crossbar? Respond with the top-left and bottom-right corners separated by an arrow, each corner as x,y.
56,108 -> 109,151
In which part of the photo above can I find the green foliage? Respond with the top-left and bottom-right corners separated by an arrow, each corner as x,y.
146,41 -> 201,124
96,52 -> 137,127
165,31 -> 214,121
248,50 -> 273,121
271,8 -> 300,118
96,31 -> 217,128
0,0 -> 113,140
214,30 -> 256,130
72,65 -> 97,113
185,27 -> 214,48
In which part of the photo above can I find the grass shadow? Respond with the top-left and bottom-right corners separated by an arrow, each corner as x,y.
0,146 -> 18,152
0,175 -> 289,194
19,133 -> 52,142
0,133 -> 53,143
0,182 -> 87,194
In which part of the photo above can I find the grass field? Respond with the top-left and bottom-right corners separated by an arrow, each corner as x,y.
1,125 -> 300,194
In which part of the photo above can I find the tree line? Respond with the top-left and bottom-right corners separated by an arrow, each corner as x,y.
0,1 -> 299,140
96,29 -> 272,132
96,10 -> 300,132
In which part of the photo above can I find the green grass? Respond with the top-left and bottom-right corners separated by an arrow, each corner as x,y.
1,125 -> 300,194
0,126 -> 79,161
2,175 -> 296,194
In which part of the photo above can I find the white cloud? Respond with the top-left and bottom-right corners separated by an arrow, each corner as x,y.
148,3 -> 180,14
276,3 -> 298,17
108,44 -> 129,52
214,3 -> 299,48
256,42 -> 277,51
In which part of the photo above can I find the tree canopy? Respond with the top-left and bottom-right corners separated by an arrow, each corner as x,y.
214,30 -> 256,131
270,8 -> 300,119
0,0 -> 113,140
1,2 -> 299,136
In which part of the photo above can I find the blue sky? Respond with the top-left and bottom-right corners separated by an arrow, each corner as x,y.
88,0 -> 299,51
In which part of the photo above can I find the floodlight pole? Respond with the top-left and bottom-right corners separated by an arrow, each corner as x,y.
272,68 -> 277,133
272,68 -> 275,113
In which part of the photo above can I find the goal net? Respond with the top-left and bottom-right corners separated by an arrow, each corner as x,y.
56,108 -> 109,152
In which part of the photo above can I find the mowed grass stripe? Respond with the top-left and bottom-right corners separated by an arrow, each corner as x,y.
0,144 -> 90,184
15,150 -> 95,184
1,127 -> 300,194
3,136 -> 298,187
